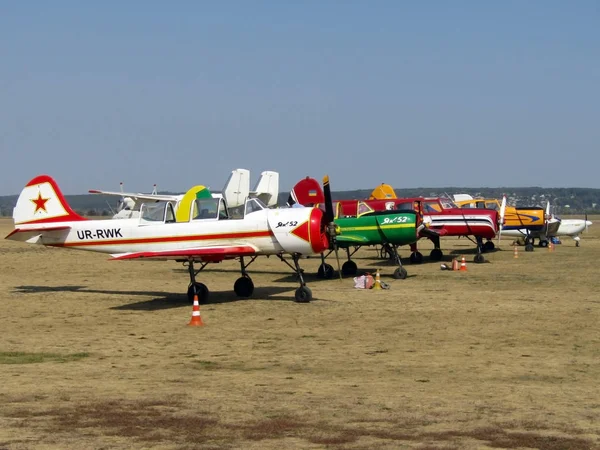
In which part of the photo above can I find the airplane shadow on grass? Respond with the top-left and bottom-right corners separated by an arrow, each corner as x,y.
13,285 -> 300,311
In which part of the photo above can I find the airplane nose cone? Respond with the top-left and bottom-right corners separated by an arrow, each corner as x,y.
586,220 -> 593,227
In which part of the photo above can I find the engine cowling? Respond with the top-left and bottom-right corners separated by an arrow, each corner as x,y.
267,207 -> 328,255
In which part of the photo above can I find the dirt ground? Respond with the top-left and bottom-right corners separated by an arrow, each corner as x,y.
0,217 -> 598,449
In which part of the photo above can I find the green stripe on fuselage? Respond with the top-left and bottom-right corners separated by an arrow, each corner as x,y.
335,213 -> 418,247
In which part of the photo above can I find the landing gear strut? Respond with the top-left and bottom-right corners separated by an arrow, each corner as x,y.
388,245 -> 408,279
277,253 -> 312,303
185,256 -> 259,302
316,247 -> 358,278
474,237 -> 486,263
186,259 -> 209,302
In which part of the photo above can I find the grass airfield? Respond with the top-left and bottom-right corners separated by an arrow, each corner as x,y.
0,217 -> 599,449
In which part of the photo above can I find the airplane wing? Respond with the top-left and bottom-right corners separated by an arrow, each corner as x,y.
110,244 -> 258,262
88,189 -> 179,203
418,226 -> 447,239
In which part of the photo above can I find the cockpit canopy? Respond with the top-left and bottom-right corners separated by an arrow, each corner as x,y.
140,201 -> 176,224
191,197 -> 229,220
139,196 -> 266,225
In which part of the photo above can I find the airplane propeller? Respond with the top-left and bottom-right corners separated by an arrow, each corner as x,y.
322,175 -> 342,280
497,194 -> 507,244
585,212 -> 590,233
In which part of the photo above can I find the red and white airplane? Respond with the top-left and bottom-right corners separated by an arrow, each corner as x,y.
6,175 -> 333,303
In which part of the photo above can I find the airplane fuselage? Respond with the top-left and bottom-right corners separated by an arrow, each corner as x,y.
8,207 -> 328,260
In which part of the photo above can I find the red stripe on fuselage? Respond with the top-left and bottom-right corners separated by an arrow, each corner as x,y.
53,229 -> 274,247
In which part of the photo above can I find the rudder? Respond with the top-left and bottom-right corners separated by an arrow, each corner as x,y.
12,175 -> 86,225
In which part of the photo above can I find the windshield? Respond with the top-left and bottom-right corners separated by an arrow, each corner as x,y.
440,198 -> 457,209
245,198 -> 267,215
357,202 -> 374,217
140,201 -> 170,222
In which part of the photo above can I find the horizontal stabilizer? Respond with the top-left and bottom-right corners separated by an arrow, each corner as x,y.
5,225 -> 71,242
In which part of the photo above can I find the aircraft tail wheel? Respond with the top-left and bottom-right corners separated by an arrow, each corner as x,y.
539,240 -> 548,248
294,286 -> 312,303
187,283 -> 209,303
474,254 -> 486,264
393,267 -> 408,279
525,244 -> 534,252
234,276 -> 254,298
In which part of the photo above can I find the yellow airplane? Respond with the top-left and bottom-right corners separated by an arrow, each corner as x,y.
453,194 -> 560,250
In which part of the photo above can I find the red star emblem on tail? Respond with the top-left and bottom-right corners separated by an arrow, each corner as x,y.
31,192 -> 49,213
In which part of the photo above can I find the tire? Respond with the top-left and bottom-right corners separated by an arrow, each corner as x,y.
233,276 -> 254,298
429,248 -> 443,261
525,244 -> 534,252
393,267 -> 408,279
341,260 -> 358,276
483,241 -> 495,252
539,240 -> 548,248
474,253 -> 486,264
317,263 -> 334,279
294,286 -> 312,303
409,251 -> 423,264
187,282 -> 209,303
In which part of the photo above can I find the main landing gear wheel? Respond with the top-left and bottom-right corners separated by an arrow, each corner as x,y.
295,286 -> 312,303
187,283 -> 209,303
341,260 -> 358,276
409,251 -> 423,264
317,263 -> 334,279
539,240 -> 549,248
234,276 -> 254,298
483,241 -> 495,252
393,267 -> 408,279
474,254 -> 486,264
525,244 -> 534,252
429,249 -> 443,261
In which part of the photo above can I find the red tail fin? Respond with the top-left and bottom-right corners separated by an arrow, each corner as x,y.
287,177 -> 325,207
13,175 -> 86,225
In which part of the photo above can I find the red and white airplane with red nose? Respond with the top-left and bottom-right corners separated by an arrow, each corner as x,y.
6,175 -> 334,303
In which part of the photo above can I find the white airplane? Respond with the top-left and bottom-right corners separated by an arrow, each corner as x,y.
551,216 -> 592,246
90,169 -> 280,220
6,174 -> 333,303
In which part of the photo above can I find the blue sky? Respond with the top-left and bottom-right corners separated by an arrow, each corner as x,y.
1,1 -> 599,194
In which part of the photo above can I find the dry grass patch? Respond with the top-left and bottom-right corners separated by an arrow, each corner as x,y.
0,351 -> 89,364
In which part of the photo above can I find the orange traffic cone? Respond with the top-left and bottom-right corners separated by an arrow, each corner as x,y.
513,246 -> 519,258
373,270 -> 382,290
459,256 -> 467,271
548,242 -> 555,252
452,258 -> 459,271
187,294 -> 204,326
